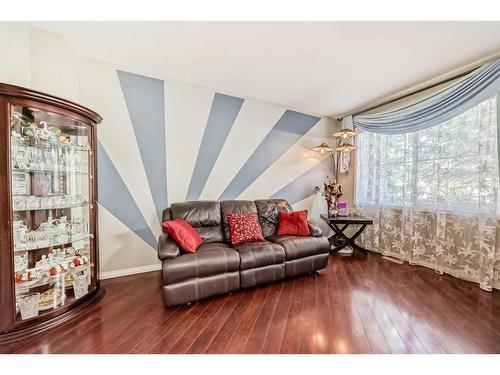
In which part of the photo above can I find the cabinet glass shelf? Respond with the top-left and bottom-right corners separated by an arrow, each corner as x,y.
11,139 -> 91,152
15,264 -> 93,290
13,203 -> 90,212
12,169 -> 89,175
14,234 -> 93,253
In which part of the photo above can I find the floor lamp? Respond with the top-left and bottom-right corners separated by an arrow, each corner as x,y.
311,127 -> 357,182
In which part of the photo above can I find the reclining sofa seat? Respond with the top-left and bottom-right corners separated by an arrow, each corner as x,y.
158,199 -> 329,306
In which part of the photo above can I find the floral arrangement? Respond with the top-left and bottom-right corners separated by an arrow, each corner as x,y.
321,176 -> 342,215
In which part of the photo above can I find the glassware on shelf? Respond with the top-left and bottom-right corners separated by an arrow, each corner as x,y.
12,143 -> 29,170
14,253 -> 28,273
29,146 -> 43,170
26,231 -> 38,249
41,196 -> 54,209
13,221 -> 28,249
17,293 -> 40,320
43,148 -> 57,171
13,195 -> 26,210
73,273 -> 89,299
36,226 -> 50,248
59,195 -> 68,207
38,289 -> 64,311
26,195 -> 40,210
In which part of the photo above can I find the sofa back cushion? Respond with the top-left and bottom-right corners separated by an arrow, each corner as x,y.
220,200 -> 258,243
254,199 -> 293,237
170,201 -> 223,243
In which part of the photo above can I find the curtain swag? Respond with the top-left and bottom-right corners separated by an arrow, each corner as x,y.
347,58 -> 500,134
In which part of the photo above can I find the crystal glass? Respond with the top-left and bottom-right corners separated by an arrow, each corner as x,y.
53,195 -> 63,207
73,273 -> 89,299
36,230 -> 50,248
13,195 -> 26,210
13,221 -> 27,249
17,293 -> 40,320
26,195 -> 39,209
13,145 -> 29,170
41,196 -> 54,209
26,231 -> 38,249
29,147 -> 42,170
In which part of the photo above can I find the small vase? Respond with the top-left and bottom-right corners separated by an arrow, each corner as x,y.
327,199 -> 338,217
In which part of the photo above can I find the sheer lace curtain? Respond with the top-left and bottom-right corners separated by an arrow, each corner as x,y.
355,96 -> 500,291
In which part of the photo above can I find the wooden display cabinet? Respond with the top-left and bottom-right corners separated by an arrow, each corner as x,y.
0,83 -> 103,342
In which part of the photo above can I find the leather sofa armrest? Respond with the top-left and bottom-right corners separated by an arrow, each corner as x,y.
308,221 -> 323,237
158,233 -> 181,261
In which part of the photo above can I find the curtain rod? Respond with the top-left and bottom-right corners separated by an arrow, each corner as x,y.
336,50 -> 500,121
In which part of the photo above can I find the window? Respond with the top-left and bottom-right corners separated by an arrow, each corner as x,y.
355,96 -> 498,214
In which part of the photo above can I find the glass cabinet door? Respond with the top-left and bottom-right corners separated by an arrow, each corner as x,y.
9,104 -> 95,321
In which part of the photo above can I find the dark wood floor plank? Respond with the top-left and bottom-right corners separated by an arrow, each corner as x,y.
243,282 -> 283,353
368,300 -> 409,353
205,289 -> 257,353
356,303 -> 391,354
314,272 -> 334,354
185,292 -> 244,353
325,258 -> 371,353
280,277 -> 305,354
223,287 -> 269,354
169,292 -> 244,353
132,303 -> 194,353
324,264 -> 356,353
298,273 -> 317,353
260,280 -> 294,353
2,254 -> 500,354
149,296 -> 227,354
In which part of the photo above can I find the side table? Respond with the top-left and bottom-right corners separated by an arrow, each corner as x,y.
320,214 -> 373,256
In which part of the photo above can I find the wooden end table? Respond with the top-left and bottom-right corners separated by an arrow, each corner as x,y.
320,214 -> 373,256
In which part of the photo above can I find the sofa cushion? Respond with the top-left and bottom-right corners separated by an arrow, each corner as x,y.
234,241 -> 285,270
162,242 -> 240,284
221,200 -> 258,242
227,212 -> 264,245
266,235 -> 330,261
276,210 -> 310,236
170,201 -> 223,243
254,199 -> 293,237
162,219 -> 203,252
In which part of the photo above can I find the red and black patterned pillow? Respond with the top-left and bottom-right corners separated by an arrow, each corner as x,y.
227,212 -> 264,246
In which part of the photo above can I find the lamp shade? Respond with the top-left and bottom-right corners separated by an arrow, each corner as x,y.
333,128 -> 357,139
336,142 -> 357,153
311,142 -> 334,154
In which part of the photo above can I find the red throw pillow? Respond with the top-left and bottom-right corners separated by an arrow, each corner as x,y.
277,210 -> 310,236
162,219 -> 203,253
227,212 -> 264,246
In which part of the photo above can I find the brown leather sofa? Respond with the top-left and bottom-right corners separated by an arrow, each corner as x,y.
158,199 -> 330,306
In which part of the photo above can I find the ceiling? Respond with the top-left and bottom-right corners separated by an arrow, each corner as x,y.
32,21 -> 500,118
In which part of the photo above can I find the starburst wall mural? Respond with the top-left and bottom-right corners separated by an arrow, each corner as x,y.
97,70 -> 334,251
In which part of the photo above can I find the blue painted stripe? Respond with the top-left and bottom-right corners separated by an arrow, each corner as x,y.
97,142 -> 157,249
219,110 -> 321,200
186,93 -> 244,201
117,70 -> 167,222
270,156 -> 332,204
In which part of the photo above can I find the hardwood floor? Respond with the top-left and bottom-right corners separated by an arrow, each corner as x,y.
2,252 -> 500,354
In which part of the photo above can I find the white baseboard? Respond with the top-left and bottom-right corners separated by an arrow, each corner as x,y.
100,263 -> 162,280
